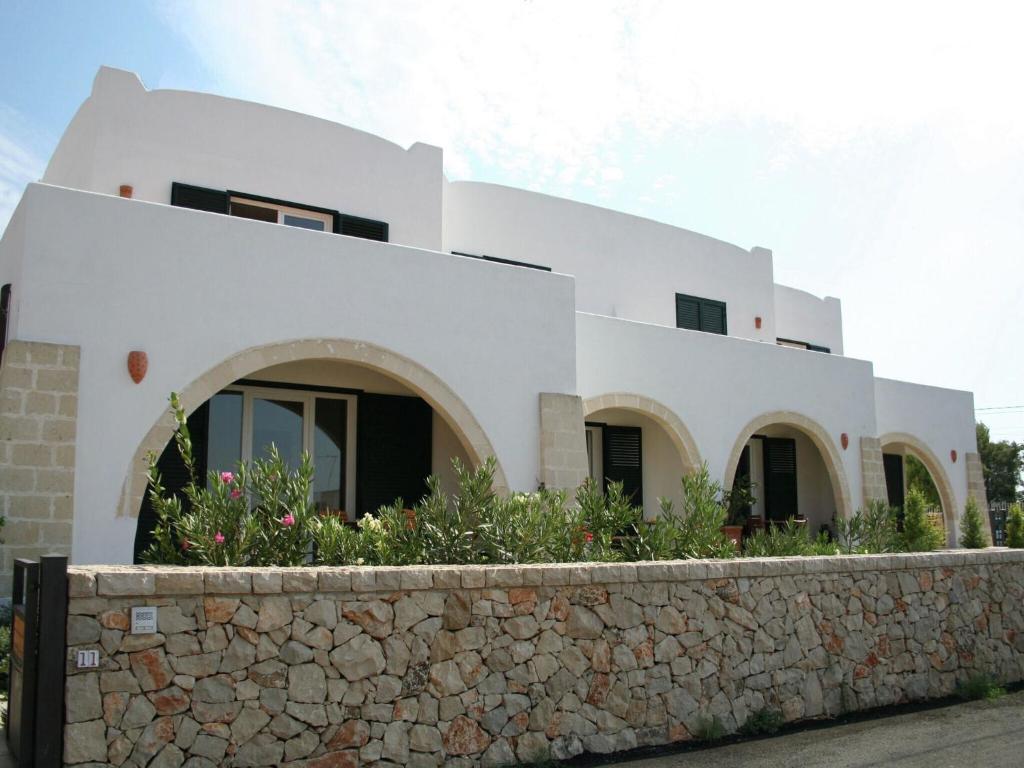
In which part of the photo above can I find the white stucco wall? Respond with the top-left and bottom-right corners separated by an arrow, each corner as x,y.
1,183 -> 577,565
773,284 -> 844,354
444,180 -> 779,343
43,67 -> 445,251
874,376 -> 976,523
576,312 -> 878,512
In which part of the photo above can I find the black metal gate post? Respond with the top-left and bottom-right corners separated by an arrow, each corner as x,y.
7,558 -> 40,766
35,555 -> 68,767
5,555 -> 68,768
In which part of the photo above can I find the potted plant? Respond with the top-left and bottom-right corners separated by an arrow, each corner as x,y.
722,475 -> 757,549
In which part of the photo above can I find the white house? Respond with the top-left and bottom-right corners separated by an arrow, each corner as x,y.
0,67 -> 989,590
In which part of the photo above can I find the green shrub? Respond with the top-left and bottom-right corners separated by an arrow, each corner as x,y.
901,488 -> 945,552
1005,504 -> 1024,548
142,393 -> 317,566
956,672 -> 1005,700
693,714 -> 726,741
739,707 -> 784,736
959,497 -> 987,549
667,465 -> 734,560
0,602 -> 11,701
743,519 -> 813,557
836,500 -> 901,554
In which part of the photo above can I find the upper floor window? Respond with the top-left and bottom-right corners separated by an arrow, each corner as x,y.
170,182 -> 389,242
675,293 -> 727,335
230,196 -> 334,232
777,338 -> 831,353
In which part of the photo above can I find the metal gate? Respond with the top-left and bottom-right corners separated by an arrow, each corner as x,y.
989,502 -> 1009,546
5,555 -> 67,768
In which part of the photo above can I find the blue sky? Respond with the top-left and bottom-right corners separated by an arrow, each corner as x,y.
2,1 -> 1023,442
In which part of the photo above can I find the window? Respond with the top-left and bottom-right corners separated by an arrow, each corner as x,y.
230,196 -> 334,232
675,293 -> 727,335
205,384 -> 358,517
170,182 -> 389,242
777,338 -> 831,353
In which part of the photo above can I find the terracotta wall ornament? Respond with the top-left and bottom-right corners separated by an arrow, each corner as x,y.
950,449 -> 958,463
127,350 -> 148,384
119,184 -> 133,198
841,432 -> 849,450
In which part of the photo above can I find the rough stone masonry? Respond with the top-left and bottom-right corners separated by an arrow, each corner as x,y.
63,550 -> 1024,767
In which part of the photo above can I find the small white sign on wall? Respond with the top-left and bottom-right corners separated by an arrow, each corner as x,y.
76,649 -> 100,669
131,606 -> 158,634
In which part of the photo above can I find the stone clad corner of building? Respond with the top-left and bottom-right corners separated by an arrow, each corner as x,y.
61,550 -> 1024,767
0,340 -> 80,596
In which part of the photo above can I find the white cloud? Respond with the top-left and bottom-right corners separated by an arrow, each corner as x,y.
0,106 -> 45,235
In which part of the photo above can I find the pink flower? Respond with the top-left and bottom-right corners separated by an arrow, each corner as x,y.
180,538 -> 191,551
230,488 -> 242,500
220,471 -> 234,484
584,531 -> 594,544
214,531 -> 225,544
280,514 -> 296,527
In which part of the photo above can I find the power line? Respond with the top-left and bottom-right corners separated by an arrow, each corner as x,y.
976,405 -> 1024,412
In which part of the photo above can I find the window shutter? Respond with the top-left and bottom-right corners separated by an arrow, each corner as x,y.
334,213 -> 389,242
762,437 -> 797,521
0,283 -> 11,365
171,182 -> 229,214
356,393 -> 432,515
883,453 -> 905,509
700,300 -> 727,335
675,294 -> 701,330
602,425 -> 643,508
133,402 -> 210,562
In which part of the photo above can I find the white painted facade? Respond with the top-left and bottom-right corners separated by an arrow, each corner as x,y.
0,67 -> 986,568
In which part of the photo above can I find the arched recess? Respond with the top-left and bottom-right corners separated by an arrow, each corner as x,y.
582,393 -> 702,475
723,410 -> 854,522
878,432 -> 958,542
118,338 -> 507,518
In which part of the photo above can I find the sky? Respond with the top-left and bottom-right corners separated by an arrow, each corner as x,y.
1,0 -> 1022,442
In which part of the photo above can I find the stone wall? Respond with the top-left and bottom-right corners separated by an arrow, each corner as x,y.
64,550 -> 1024,767
0,340 -> 80,596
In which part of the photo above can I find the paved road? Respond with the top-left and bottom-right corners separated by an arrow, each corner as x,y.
612,691 -> 1024,768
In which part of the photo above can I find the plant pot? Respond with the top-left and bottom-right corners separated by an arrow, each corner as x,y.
720,525 -> 744,549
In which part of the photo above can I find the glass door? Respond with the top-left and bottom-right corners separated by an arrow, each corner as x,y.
250,396 -> 305,468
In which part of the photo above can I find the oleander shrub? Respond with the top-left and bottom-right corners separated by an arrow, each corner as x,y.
835,500 -> 902,554
959,497 -> 987,549
142,392 -> 317,566
1007,504 -> 1024,548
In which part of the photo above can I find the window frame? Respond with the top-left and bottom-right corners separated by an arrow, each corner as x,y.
228,195 -> 335,232
675,292 -> 728,335
215,383 -> 359,516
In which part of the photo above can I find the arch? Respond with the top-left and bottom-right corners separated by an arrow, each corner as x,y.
723,410 -> 854,521
878,432 -> 958,544
118,338 -> 507,517
583,393 -> 702,475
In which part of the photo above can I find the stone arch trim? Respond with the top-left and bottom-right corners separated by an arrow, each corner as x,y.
878,432 -> 959,544
119,338 -> 507,517
583,393 -> 702,475
723,411 -> 854,521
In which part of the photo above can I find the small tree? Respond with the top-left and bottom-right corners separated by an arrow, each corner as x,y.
959,497 -> 987,549
1006,503 -> 1024,548
901,488 -> 944,551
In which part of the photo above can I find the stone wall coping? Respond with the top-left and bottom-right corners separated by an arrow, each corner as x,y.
67,548 -> 1024,598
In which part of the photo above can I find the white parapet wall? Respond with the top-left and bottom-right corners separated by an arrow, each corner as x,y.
62,550 -> 1024,766
0,183 -> 579,566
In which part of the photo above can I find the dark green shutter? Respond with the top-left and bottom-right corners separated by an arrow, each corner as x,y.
334,213 -> 389,242
762,437 -> 797,521
134,402 -> 209,562
675,294 -> 701,330
602,425 -> 643,508
883,453 -> 905,509
700,300 -> 727,334
675,293 -> 727,335
170,182 -> 229,213
356,394 -> 431,515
